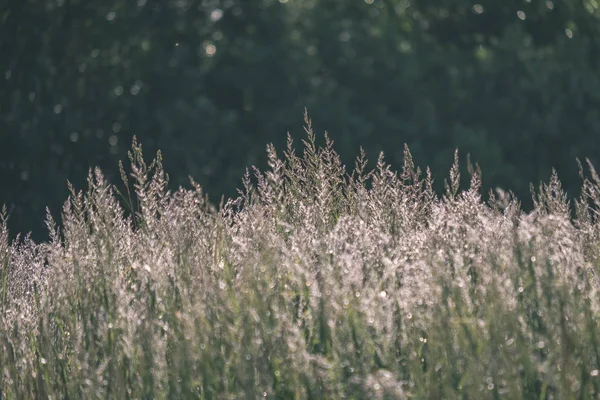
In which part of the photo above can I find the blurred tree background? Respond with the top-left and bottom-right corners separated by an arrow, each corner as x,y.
2,0 -> 600,241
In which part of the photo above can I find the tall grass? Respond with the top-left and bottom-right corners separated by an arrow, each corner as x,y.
2,113 -> 600,399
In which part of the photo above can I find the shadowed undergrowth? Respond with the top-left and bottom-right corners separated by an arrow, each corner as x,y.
2,113 -> 600,399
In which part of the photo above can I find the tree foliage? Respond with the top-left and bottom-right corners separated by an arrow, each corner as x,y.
2,0 -> 600,239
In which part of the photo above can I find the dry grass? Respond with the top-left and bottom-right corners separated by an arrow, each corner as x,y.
1,112 -> 600,399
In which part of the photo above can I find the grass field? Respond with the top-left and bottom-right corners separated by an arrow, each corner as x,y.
2,114 -> 600,399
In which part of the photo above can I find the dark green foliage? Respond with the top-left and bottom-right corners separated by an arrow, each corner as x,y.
2,0 -> 600,240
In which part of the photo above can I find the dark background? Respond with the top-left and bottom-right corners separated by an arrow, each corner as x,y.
2,0 -> 600,241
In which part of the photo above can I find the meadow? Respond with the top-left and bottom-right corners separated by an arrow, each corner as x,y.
1,113 -> 600,399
